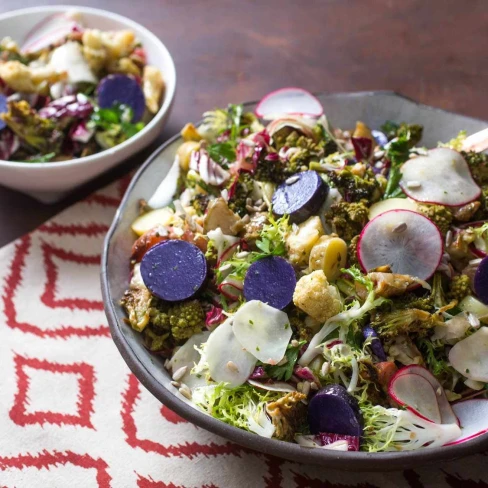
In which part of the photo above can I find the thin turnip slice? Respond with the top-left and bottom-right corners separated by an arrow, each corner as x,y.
255,88 -> 323,120
400,148 -> 481,206
232,300 -> 292,364
445,400 -> 488,445
389,372 -> 442,423
368,198 -> 418,221
247,379 -> 296,392
205,318 -> 257,387
449,326 -> 488,382
147,157 -> 180,209
358,209 -> 443,280
393,365 -> 458,425
462,127 -> 488,153
22,13 -> 81,53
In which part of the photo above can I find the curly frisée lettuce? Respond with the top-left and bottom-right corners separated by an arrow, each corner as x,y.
192,383 -> 281,437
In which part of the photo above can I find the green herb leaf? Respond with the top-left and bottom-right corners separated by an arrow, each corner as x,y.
25,152 -> 56,163
208,142 -> 236,164
264,341 -> 305,381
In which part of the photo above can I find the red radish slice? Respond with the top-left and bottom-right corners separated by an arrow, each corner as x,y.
393,365 -> 458,425
445,399 -> 488,445
400,148 -> 481,207
22,13 -> 82,53
389,372 -> 442,423
358,210 -> 443,280
255,88 -> 323,120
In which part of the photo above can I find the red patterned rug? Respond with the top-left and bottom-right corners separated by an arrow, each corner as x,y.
0,176 -> 486,487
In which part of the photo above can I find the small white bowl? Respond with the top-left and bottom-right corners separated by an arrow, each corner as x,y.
0,5 -> 176,203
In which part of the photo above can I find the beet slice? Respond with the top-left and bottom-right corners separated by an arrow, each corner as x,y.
140,240 -> 207,301
308,384 -> 363,437
243,256 -> 296,310
0,94 -> 7,131
97,74 -> 145,122
474,256 -> 488,304
272,170 -> 329,224
362,325 -> 387,362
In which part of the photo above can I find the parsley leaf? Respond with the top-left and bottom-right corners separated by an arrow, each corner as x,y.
208,142 -> 236,165
264,341 -> 305,381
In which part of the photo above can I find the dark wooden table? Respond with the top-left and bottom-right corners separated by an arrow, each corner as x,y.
1,0 -> 487,247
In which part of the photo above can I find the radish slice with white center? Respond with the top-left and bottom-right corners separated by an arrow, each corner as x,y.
449,326 -> 488,382
400,148 -> 481,207
247,379 -> 296,392
358,210 -> 443,280
232,300 -> 292,364
255,88 -> 323,120
393,365 -> 458,425
205,318 -> 257,387
22,13 -> 82,53
389,372 -> 442,423
368,198 -> 418,221
446,399 -> 488,445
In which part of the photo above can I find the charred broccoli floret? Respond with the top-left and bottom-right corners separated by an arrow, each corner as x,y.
461,151 -> 488,185
191,193 -> 210,216
328,167 -> 381,204
254,155 -> 285,183
371,308 -> 443,338
168,299 -> 205,341
474,187 -> 488,220
325,200 -> 369,242
381,121 -> 423,147
1,100 -> 63,153
226,171 -> 255,215
288,309 -> 313,342
348,235 -> 360,266
447,274 -> 471,302
417,204 -> 453,236
266,391 -> 307,441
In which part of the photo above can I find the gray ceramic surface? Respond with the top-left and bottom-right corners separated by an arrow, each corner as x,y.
101,91 -> 488,471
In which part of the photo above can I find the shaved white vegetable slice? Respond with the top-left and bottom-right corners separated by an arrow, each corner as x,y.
368,198 -> 418,221
462,127 -> 488,153
49,42 -> 97,84
232,300 -> 292,364
449,326 -> 488,382
248,379 -> 296,392
131,207 -> 174,236
358,210 -> 443,279
400,148 -> 481,206
206,318 -> 256,387
167,331 -> 210,389
255,87 -> 323,120
459,296 -> 488,321
148,157 -> 181,209
447,400 -> 488,445
389,372 -> 442,423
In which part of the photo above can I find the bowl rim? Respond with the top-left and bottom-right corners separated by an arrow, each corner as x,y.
0,4 -> 176,169
101,91 -> 488,470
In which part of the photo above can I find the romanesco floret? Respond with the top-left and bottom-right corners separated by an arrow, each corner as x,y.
325,200 -> 369,242
461,151 -> 488,186
447,274 -> 471,302
293,270 -> 342,323
168,300 -> 205,341
1,100 -> 63,153
328,168 -> 382,204
417,204 -> 453,236
266,391 -> 307,441
143,326 -> 171,353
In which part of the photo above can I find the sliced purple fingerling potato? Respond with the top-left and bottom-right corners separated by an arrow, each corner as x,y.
362,325 -> 387,362
308,384 -> 363,437
97,74 -> 146,122
474,256 -> 488,305
272,170 -> 329,224
243,256 -> 296,310
140,240 -> 207,302
0,94 -> 7,131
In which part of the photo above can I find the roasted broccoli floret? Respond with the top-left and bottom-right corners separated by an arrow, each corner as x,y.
226,171 -> 255,215
381,121 -> 423,147
474,187 -> 488,220
325,200 -> 369,242
371,308 -> 443,338
447,274 -> 471,302
191,193 -> 210,216
461,151 -> 488,186
288,309 -> 313,342
254,155 -> 285,183
417,204 -> 453,236
328,167 -> 381,204
143,326 -> 172,353
266,391 -> 307,441
168,299 -> 205,341
1,100 -> 63,153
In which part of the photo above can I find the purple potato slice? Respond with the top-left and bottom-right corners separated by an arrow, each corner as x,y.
362,325 -> 387,362
0,94 -> 7,130
474,256 -> 488,305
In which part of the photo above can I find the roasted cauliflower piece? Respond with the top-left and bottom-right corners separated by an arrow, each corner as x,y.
0,60 -> 66,93
266,391 -> 307,441
286,216 -> 324,266
143,65 -> 165,114
365,272 -> 428,298
120,285 -> 153,332
203,197 -> 241,235
293,270 -> 342,323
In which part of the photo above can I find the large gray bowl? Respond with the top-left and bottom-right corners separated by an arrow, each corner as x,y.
101,91 -> 488,471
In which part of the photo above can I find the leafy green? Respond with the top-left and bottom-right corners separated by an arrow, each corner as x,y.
24,152 -> 56,163
264,341 -> 305,381
417,338 -> 452,377
382,134 -> 414,200
228,103 -> 244,142
208,142 -> 236,164
380,121 -> 400,141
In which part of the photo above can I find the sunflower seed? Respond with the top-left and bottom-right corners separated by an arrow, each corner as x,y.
226,361 -> 239,373
172,366 -> 188,382
406,180 -> 421,189
291,339 -> 300,348
445,230 -> 453,248
170,381 -> 181,388
178,384 -> 192,400
393,222 -> 407,233
302,381 -> 311,396
310,381 -> 319,391
285,175 -> 299,185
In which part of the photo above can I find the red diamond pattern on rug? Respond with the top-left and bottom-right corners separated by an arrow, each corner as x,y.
9,355 -> 95,429
0,175 -> 487,487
